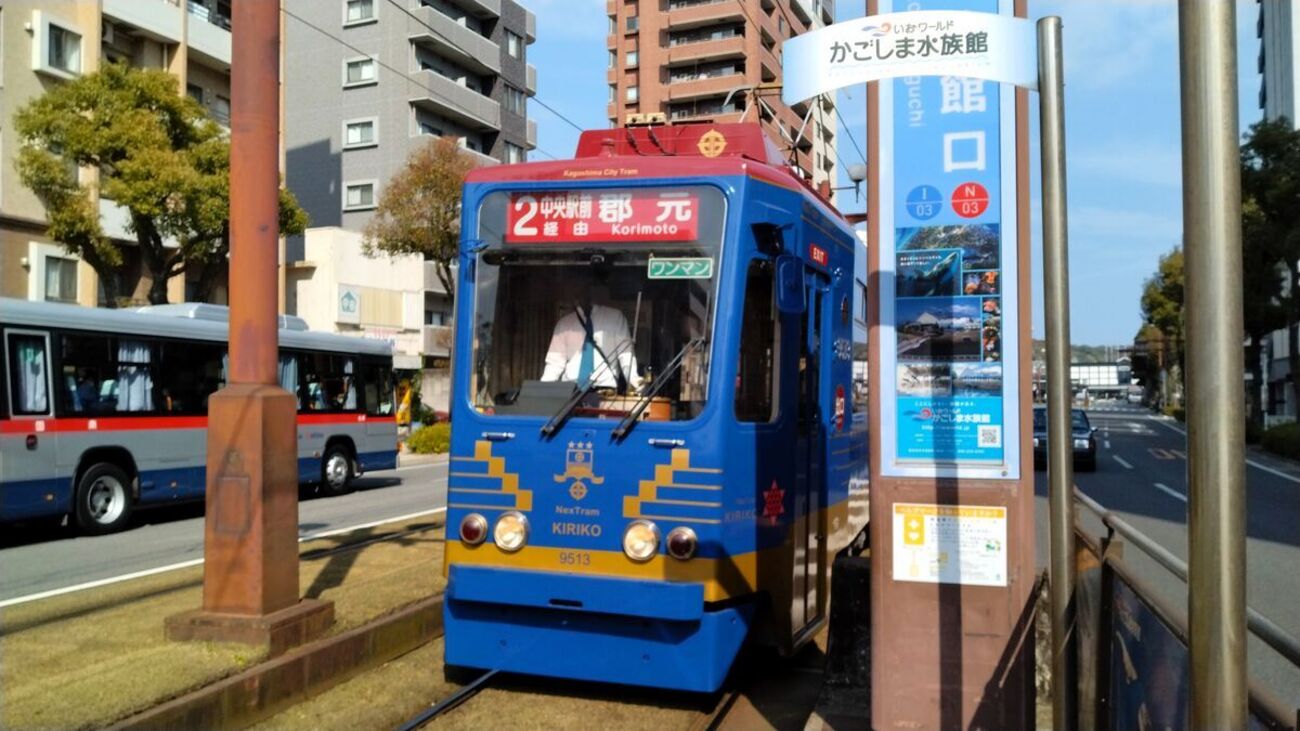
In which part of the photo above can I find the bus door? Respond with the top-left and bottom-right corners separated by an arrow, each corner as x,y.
2,329 -> 59,516
792,271 -> 829,634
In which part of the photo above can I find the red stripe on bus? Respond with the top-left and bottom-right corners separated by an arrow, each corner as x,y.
0,413 -> 396,434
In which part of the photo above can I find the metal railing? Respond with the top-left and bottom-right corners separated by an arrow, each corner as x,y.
1072,487 -> 1300,729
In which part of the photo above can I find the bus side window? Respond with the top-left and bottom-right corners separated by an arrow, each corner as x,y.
362,360 -> 393,416
159,342 -> 225,414
735,259 -> 778,423
7,332 -> 51,416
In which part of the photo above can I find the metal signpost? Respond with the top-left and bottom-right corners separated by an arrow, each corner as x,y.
1177,2 -> 1248,727
785,3 -> 1064,727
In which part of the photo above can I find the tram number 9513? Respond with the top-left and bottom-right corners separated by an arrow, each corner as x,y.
558,551 -> 592,567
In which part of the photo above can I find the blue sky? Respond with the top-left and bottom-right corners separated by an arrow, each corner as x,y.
524,0 -> 1263,345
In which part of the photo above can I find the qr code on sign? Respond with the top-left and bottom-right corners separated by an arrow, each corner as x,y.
978,425 -> 1002,448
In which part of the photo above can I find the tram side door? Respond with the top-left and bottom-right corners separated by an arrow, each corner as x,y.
792,272 -> 828,634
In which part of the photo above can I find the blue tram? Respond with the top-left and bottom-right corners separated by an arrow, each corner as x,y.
443,123 -> 869,692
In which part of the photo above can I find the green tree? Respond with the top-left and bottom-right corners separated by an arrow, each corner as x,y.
1241,199 -> 1288,425
1139,248 -> 1185,407
362,137 -> 479,305
14,63 -> 307,305
1240,117 -> 1300,405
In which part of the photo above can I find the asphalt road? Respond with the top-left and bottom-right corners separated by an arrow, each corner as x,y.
0,460 -> 449,606
1033,401 -> 1300,711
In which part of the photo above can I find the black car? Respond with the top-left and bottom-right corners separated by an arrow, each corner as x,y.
1032,407 -> 1097,471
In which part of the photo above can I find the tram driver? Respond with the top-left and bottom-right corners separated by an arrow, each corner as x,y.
541,287 -> 639,393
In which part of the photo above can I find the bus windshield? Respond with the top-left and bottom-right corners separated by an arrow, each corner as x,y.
470,185 -> 725,422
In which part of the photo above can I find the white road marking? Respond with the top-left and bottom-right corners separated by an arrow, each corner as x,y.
1104,440 -> 1111,450
1150,418 -> 1300,485
1114,455 -> 1133,470
0,507 -> 447,610
1153,482 -> 1188,503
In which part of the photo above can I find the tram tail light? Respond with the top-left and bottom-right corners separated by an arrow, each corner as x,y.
493,511 -> 529,552
666,527 -> 698,560
622,520 -> 660,562
460,513 -> 488,546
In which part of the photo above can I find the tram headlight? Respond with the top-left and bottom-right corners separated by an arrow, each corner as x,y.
666,527 -> 698,560
622,520 -> 660,562
459,513 -> 488,546
493,511 -> 529,552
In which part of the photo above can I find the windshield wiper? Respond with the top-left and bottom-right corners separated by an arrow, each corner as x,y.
612,337 -> 704,440
540,339 -> 634,438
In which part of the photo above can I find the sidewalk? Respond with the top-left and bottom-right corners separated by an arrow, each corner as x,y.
397,450 -> 450,468
0,516 -> 447,730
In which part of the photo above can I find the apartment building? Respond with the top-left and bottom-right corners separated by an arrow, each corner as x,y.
0,0 -> 233,307
282,0 -> 537,411
604,0 -> 837,190
1258,0 -> 1299,421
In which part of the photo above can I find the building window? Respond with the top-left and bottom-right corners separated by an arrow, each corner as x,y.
210,95 -> 230,125
343,57 -> 377,87
608,50 -> 616,68
48,24 -> 82,75
504,85 -> 526,115
44,256 -> 78,303
343,180 -> 377,210
505,142 -> 525,164
626,15 -> 639,32
626,50 -> 638,68
506,30 -> 523,59
186,83 -> 204,104
418,121 -> 444,137
609,85 -> 616,103
343,117 -> 378,148
608,16 -> 616,34
626,85 -> 638,102
344,0 -> 376,25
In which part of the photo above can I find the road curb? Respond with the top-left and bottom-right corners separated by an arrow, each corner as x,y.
107,595 -> 444,731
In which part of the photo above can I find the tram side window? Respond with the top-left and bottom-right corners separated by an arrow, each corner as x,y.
853,278 -> 868,416
7,333 -> 50,415
362,360 -> 394,416
158,341 -> 225,414
301,353 -> 357,412
60,334 -> 158,414
735,259 -> 777,423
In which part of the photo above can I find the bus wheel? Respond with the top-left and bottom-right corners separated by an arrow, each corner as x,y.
321,445 -> 355,496
74,463 -> 134,534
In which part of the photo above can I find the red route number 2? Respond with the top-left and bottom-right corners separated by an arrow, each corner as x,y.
951,182 -> 989,219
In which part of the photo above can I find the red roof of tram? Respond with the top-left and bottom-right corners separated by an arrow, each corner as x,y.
465,123 -> 841,219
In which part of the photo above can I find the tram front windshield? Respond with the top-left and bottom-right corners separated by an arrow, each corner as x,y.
470,185 -> 724,422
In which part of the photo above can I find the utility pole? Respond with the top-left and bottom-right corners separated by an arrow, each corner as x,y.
1178,1 -> 1248,727
166,0 -> 333,653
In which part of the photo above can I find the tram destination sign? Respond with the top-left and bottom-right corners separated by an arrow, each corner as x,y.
506,190 -> 700,244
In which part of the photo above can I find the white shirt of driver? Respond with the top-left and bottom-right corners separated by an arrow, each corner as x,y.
542,304 -> 640,389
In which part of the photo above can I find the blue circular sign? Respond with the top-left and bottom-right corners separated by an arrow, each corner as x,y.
905,185 -> 943,221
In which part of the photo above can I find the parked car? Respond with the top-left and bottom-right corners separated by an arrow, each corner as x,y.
1032,407 -> 1097,471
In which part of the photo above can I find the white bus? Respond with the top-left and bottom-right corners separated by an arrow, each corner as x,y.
1,298 -> 397,534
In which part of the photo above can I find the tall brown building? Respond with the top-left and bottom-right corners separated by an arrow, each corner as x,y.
605,0 -> 838,190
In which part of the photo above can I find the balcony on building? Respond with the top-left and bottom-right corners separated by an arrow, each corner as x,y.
666,0 -> 745,30
186,0 -> 232,69
435,0 -> 501,17
666,61 -> 746,102
102,0 -> 184,44
527,119 -> 538,148
526,63 -> 537,95
668,96 -> 744,123
409,69 -> 501,130
410,5 -> 501,76
666,25 -> 746,64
